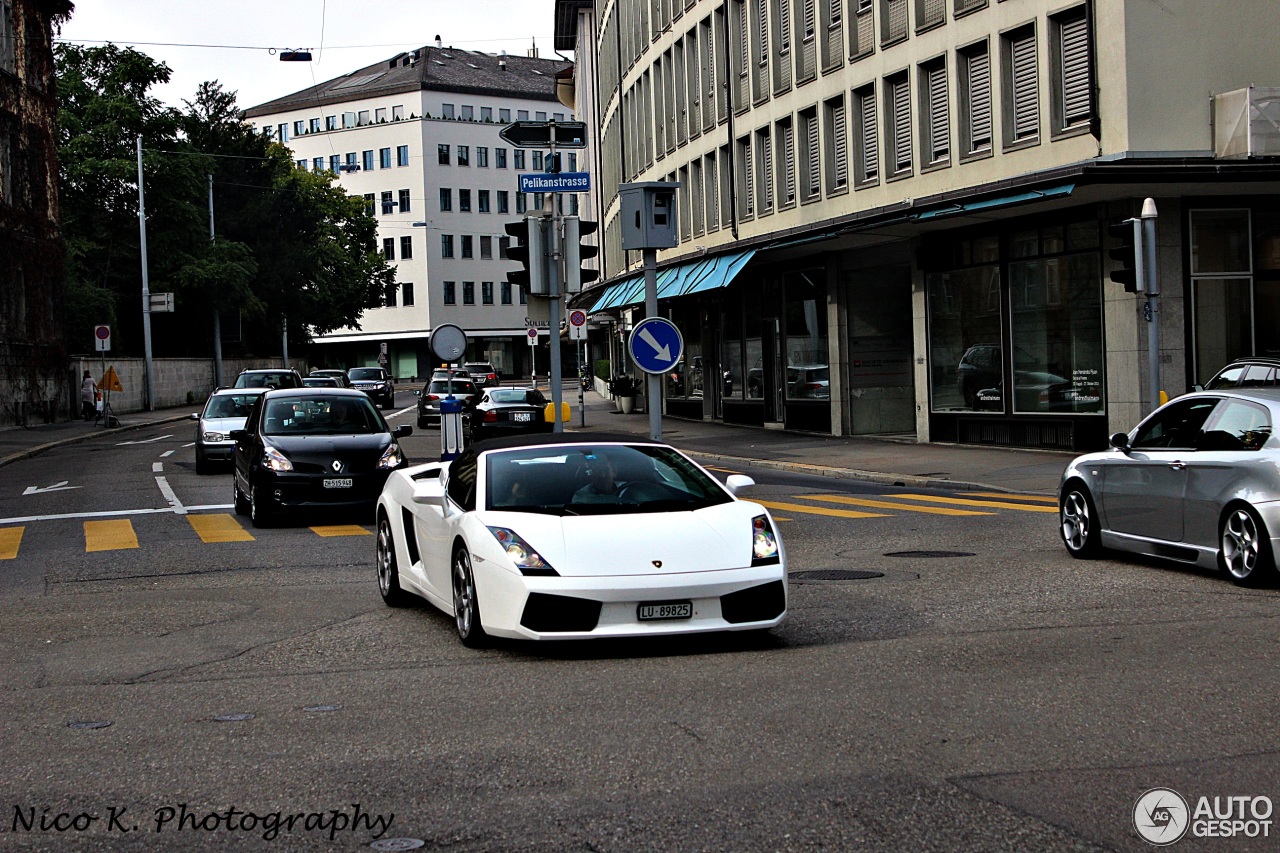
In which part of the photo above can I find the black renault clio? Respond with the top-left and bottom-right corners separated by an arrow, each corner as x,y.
231,388 -> 411,527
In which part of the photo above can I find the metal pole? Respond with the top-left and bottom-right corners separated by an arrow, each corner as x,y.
579,339 -> 586,428
136,135 -> 155,411
546,127 -> 565,433
209,174 -> 223,388
1141,198 -> 1160,412
643,248 -> 661,442
281,315 -> 289,369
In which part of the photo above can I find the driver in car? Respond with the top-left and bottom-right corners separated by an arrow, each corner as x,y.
572,454 -> 627,504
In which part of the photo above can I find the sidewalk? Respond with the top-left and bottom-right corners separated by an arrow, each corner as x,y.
0,388 -> 1072,495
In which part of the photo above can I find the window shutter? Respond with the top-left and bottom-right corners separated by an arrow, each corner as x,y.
832,101 -> 848,187
740,1 -> 749,69
860,89 -> 878,181
928,64 -> 949,162
1060,16 -> 1091,126
1011,33 -> 1039,140
761,134 -> 774,209
892,77 -> 911,172
923,0 -> 944,26
888,0 -> 907,41
782,123 -> 796,203
803,0 -> 815,39
807,114 -> 821,195
759,0 -> 769,61
744,144 -> 755,214
968,49 -> 992,150
781,0 -> 792,51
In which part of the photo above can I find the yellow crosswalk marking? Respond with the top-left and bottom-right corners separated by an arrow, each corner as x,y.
310,525 -> 373,537
807,494 -> 994,516
962,491 -> 1058,504
0,527 -> 22,560
756,500 -> 889,520
706,466 -> 743,474
188,514 -> 255,543
892,494 -> 1058,513
84,519 -> 139,552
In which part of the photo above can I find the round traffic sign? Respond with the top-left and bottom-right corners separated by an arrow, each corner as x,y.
569,310 -> 587,327
527,328 -> 538,339
429,323 -> 467,362
627,317 -> 683,375
94,325 -> 110,340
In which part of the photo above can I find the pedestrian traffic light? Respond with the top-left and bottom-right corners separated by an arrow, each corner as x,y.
1108,218 -> 1142,293
563,216 -> 598,294
505,216 -> 548,296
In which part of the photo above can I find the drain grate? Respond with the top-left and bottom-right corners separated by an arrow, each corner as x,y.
884,550 -> 975,558
789,569 -> 884,581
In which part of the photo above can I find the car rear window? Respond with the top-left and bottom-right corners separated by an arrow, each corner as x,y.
427,380 -> 477,394
348,368 -> 386,381
235,372 -> 299,388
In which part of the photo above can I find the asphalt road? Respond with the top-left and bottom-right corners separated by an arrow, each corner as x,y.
1,397 -> 1278,851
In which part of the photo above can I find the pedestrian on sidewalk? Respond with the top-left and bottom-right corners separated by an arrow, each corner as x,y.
80,370 -> 98,421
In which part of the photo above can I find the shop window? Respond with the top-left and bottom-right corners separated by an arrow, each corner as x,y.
784,272 -> 829,401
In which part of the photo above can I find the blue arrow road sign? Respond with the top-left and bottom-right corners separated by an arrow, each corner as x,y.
628,317 -> 684,375
518,172 -> 591,193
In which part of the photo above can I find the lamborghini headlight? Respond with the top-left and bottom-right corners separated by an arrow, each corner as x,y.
487,526 -> 558,576
751,514 -> 780,566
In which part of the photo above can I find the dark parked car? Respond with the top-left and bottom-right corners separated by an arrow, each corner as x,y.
1202,357 -> 1280,391
416,378 -> 481,428
309,369 -> 351,388
348,367 -> 396,409
469,388 -> 553,442
230,389 -> 411,527
232,368 -> 303,390
463,361 -> 500,387
302,376 -> 339,388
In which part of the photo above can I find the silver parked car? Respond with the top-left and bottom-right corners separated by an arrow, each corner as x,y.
193,388 -> 267,474
1059,389 -> 1279,586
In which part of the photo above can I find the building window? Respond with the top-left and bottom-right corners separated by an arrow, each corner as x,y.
345,152 -> 357,170
392,105 -> 405,120
362,193 -> 375,214
497,190 -> 510,214
1003,25 -> 1040,146
478,190 -> 490,213
441,235 -> 454,258
535,111 -> 547,121
533,151 -> 544,171
363,150 -> 375,171
381,190 -> 395,215
480,235 -> 492,259
312,157 -> 324,172
379,148 -> 392,169
776,118 -> 796,208
477,146 -> 489,167
516,193 -> 527,214
755,126 -> 773,214
326,115 -> 338,131
397,145 -> 410,166
294,120 -> 305,136
1052,8 -> 1092,134
886,73 -> 912,176
916,0 -> 944,29
500,108 -> 511,122
382,237 -> 395,260
514,150 -> 526,170
400,236 -> 412,259
800,108 -> 821,201
498,236 -> 511,258
921,59 -> 950,166
461,235 -> 473,258
954,0 -> 985,13
463,281 -> 475,304
496,148 -> 508,168
384,284 -> 397,307
959,42 -> 993,156
398,188 -> 411,213
737,135 -> 754,218
854,84 -> 878,185
459,189 -> 472,212
824,95 -> 848,193
482,282 -> 494,304
374,107 -> 385,123
277,123 -> 288,142
442,104 -> 455,119
309,118 -> 321,133
443,281 -> 456,304
358,110 -> 371,125
481,106 -> 493,121
341,112 -> 355,129
881,0 -> 908,45
438,144 -> 450,165
457,145 -> 470,166
440,188 -> 452,211
461,105 -> 474,121
519,285 -> 527,305
501,281 -> 512,304
329,154 -> 341,172
402,282 -> 414,306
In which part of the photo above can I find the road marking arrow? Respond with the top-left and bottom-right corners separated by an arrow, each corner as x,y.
116,434 -> 173,446
637,327 -> 672,362
23,481 -> 82,496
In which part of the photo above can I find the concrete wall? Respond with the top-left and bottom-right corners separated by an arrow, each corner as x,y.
71,358 -> 309,416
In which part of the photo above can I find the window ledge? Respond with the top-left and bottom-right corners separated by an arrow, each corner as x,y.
825,184 -> 851,199
886,169 -> 915,183
954,2 -> 988,20
921,159 -> 951,175
854,178 -> 881,191
915,20 -> 946,36
958,147 -> 994,165
880,35 -> 909,50
1050,123 -> 1093,143
1002,136 -> 1041,154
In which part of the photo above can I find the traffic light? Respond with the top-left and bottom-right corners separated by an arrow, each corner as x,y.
505,216 -> 548,296
1108,218 -> 1142,293
563,216 -> 598,294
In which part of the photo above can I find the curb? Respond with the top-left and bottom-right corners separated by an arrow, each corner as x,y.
0,414 -> 193,470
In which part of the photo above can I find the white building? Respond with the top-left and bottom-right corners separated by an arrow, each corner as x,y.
244,45 -> 576,380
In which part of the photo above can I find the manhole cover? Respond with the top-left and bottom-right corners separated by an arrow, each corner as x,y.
884,550 -> 976,558
68,720 -> 112,730
213,713 -> 255,722
790,570 -> 884,580
371,840 -> 426,851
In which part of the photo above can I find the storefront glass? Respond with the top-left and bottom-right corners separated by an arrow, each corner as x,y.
666,305 -> 703,399
783,271 -> 829,400
721,301 -> 744,400
928,261 -> 1002,411
743,279 -> 765,400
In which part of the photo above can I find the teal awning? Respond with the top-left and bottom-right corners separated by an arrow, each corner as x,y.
587,250 -> 755,312
913,184 -> 1075,221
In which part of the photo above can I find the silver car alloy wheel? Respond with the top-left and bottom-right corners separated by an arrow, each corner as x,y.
1222,508 -> 1261,580
453,550 -> 475,637
377,517 -> 393,596
1061,490 -> 1091,552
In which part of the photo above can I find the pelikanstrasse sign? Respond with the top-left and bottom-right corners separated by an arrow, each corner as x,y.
518,172 -> 591,193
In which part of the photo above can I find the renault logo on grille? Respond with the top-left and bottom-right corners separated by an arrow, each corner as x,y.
331,460 -> 344,473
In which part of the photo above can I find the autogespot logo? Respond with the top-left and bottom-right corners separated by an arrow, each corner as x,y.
1134,788 -> 1190,846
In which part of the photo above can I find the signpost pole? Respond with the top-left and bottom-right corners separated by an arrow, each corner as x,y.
546,124 -> 565,434
137,134 -> 155,411
579,339 -> 586,428
643,248 -> 661,442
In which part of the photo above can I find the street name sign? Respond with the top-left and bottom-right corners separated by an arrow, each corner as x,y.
627,317 -> 683,374
499,120 -> 587,149
518,172 -> 591,194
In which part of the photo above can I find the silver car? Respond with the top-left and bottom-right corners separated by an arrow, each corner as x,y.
193,388 -> 266,474
1059,389 -> 1279,586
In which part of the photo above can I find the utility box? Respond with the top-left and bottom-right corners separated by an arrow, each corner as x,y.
619,181 -> 681,250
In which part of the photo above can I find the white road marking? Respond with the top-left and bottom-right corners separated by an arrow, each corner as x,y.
186,504 -> 234,512
160,449 -> 175,458
22,481 -> 82,496
116,434 -> 173,446
385,405 -> 416,418
0,507 -> 175,525
155,476 -> 187,515
152,462 -> 163,473
182,443 -> 195,448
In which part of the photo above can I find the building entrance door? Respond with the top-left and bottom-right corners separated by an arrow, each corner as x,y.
763,319 -> 784,423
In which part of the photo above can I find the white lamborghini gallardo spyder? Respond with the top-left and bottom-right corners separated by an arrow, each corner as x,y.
375,433 -> 787,646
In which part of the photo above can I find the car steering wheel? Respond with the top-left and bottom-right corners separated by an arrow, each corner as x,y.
617,482 -> 669,503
